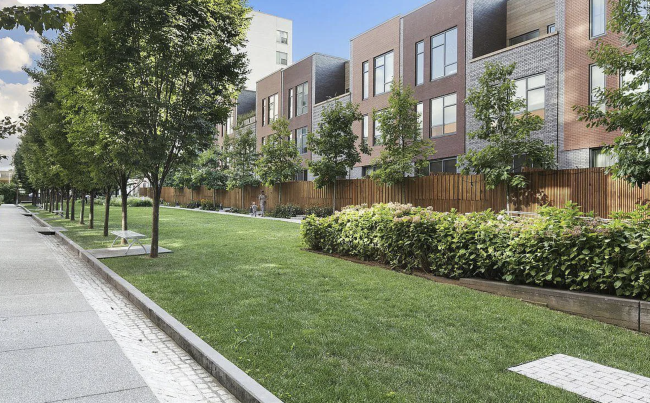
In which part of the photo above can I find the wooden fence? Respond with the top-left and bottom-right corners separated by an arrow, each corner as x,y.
139,168 -> 650,217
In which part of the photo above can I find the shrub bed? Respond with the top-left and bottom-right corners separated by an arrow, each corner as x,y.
108,196 -> 153,207
268,203 -> 303,218
305,205 -> 333,218
301,202 -> 650,300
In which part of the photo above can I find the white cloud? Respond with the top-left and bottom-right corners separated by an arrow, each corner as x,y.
23,36 -> 44,55
0,37 -> 33,72
0,0 -> 20,7
0,78 -> 35,167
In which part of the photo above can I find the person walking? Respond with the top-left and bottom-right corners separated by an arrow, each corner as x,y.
258,190 -> 267,217
250,201 -> 258,217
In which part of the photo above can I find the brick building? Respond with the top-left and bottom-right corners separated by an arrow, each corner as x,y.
226,0 -> 640,178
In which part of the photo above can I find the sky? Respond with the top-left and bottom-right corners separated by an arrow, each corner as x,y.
0,0 -> 432,169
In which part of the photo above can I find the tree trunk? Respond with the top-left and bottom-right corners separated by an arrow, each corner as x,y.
80,194 -> 86,225
401,182 -> 406,204
241,188 -> 244,210
150,185 -> 161,258
120,176 -> 128,245
332,181 -> 336,212
14,182 -> 19,204
89,191 -> 95,229
65,187 -> 70,219
70,188 -> 76,221
55,189 -> 59,212
278,183 -> 282,205
506,184 -> 511,214
104,190 -> 111,237
212,189 -> 216,208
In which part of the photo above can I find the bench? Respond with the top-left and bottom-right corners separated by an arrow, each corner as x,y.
53,210 -> 64,217
110,230 -> 147,255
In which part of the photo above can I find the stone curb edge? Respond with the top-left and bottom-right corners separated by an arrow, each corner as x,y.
24,207 -> 283,403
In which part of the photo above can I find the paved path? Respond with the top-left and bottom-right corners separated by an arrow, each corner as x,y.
0,205 -> 238,403
510,354 -> 650,403
162,206 -> 302,224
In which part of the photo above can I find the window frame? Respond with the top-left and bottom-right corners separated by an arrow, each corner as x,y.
362,115 -> 369,145
514,73 -> 546,117
362,61 -> 369,100
415,41 -> 425,86
295,126 -> 308,154
589,64 -> 606,111
268,93 -> 278,124
547,24 -> 556,34
373,112 -> 384,146
373,50 -> 394,96
416,102 -> 424,136
276,51 -> 288,65
276,30 -> 288,44
590,0 -> 606,38
590,147 -> 616,168
296,82 -> 309,116
261,98 -> 266,127
509,30 -> 540,46
288,88 -> 294,119
431,27 -> 458,81
428,157 -> 458,174
430,93 -> 457,138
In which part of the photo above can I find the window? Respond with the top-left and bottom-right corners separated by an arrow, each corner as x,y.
226,113 -> 232,135
296,126 -> 308,154
374,51 -> 394,95
277,30 -> 288,44
268,93 -> 278,124
261,136 -> 265,146
362,61 -> 369,100
430,93 -> 457,137
590,65 -> 606,111
416,41 -> 424,86
276,51 -> 288,65
515,74 -> 546,118
547,24 -> 556,34
509,30 -> 540,46
428,157 -> 457,174
296,82 -> 308,116
362,165 -> 375,178
261,98 -> 266,126
288,88 -> 294,119
417,102 -> 424,136
590,148 -> 616,167
620,71 -> 649,94
362,115 -> 369,145
295,170 -> 308,181
591,0 -> 606,38
373,113 -> 383,145
431,27 -> 457,80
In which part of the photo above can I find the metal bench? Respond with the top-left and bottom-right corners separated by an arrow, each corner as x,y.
110,230 -> 147,255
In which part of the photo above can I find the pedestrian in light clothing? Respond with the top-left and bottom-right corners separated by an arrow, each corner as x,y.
250,202 -> 258,217
258,191 -> 267,217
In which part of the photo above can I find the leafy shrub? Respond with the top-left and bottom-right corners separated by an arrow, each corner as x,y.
200,199 -> 217,211
185,200 -> 200,209
108,197 -> 153,207
301,202 -> 650,300
269,204 -> 304,218
304,206 -> 333,218
0,183 -> 16,205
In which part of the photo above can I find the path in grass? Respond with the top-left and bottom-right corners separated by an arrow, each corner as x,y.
28,204 -> 650,403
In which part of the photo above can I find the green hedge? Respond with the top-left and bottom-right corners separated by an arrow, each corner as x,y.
109,197 -> 153,207
268,204 -> 303,218
301,202 -> 650,300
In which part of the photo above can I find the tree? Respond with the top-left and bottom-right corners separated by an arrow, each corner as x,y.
256,118 -> 302,204
574,0 -> 650,188
225,127 -> 259,209
459,62 -> 556,211
70,0 -> 250,257
194,148 -> 228,207
307,100 -> 368,211
0,5 -> 74,34
370,81 -> 436,202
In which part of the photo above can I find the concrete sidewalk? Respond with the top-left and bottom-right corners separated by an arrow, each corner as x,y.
0,204 -> 158,402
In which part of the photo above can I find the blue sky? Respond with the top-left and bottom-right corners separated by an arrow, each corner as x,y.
0,0 -> 432,167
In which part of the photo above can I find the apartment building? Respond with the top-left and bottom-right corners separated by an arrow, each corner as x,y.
256,53 -> 348,180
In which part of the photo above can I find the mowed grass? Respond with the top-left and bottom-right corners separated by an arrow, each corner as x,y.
28,203 -> 650,402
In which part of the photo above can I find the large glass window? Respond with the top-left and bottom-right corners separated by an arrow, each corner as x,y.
590,65 -> 606,111
374,51 -> 394,95
509,30 -> 540,46
296,82 -> 308,116
416,41 -> 424,86
296,127 -> 308,154
288,88 -> 294,119
620,71 -> 649,94
277,30 -> 288,44
431,27 -> 457,80
276,51 -> 288,65
591,0 -> 606,38
429,157 -> 457,174
590,148 -> 616,167
430,93 -> 457,137
362,61 -> 369,100
362,115 -> 369,145
268,93 -> 278,124
373,112 -> 383,146
515,74 -> 546,118
417,102 -> 424,136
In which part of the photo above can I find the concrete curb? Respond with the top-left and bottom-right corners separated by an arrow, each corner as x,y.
24,206 -> 283,403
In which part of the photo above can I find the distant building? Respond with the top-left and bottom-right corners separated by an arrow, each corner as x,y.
244,11 -> 293,91
0,168 -> 13,183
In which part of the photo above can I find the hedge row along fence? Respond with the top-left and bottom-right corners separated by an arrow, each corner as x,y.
141,168 -> 650,217
301,203 -> 650,301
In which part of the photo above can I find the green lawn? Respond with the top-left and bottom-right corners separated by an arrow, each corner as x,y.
29,203 -> 650,402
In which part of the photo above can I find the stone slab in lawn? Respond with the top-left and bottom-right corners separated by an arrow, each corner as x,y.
87,245 -> 172,259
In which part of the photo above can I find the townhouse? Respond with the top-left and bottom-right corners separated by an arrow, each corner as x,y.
233,0 -> 640,178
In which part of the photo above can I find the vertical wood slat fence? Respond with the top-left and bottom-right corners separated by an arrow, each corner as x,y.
140,168 -> 650,217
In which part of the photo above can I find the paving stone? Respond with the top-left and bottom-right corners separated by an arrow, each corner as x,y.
510,354 -> 650,403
